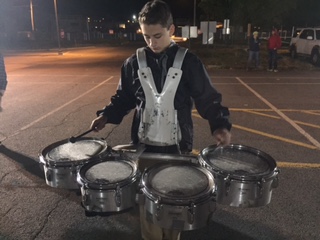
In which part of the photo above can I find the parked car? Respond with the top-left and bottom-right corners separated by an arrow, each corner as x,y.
289,27 -> 320,66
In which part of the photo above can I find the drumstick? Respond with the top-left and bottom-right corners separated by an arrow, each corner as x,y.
69,129 -> 94,143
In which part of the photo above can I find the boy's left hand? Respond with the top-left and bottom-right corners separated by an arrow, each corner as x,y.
213,128 -> 231,146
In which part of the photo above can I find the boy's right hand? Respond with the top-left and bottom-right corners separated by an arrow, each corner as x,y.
90,115 -> 108,132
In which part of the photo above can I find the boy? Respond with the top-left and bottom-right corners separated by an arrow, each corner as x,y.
90,1 -> 232,239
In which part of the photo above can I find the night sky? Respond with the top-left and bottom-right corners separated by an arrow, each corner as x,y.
0,0 -> 195,33
56,0 -> 193,20
57,0 -> 147,19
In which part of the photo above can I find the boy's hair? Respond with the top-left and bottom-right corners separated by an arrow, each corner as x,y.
138,0 -> 173,29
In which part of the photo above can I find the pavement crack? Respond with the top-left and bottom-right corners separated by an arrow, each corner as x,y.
33,193 -> 71,239
0,171 -> 10,184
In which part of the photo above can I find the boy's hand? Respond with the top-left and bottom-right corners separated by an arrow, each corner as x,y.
213,128 -> 231,146
90,115 -> 108,132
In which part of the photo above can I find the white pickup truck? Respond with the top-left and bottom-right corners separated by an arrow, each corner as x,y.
289,27 -> 320,66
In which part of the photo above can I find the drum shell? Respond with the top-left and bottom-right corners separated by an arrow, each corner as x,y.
140,194 -> 216,231
39,137 -> 108,189
214,171 -> 279,207
139,161 -> 216,231
199,144 -> 280,208
41,163 -> 83,189
80,181 -> 139,212
77,158 -> 140,213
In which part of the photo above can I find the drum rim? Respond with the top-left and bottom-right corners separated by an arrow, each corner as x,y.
39,137 -> 108,167
78,157 -> 140,190
141,161 -> 215,204
199,144 -> 277,180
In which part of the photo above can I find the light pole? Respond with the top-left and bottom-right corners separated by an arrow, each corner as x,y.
193,0 -> 196,26
30,0 -> 35,32
53,0 -> 62,55
86,17 -> 90,41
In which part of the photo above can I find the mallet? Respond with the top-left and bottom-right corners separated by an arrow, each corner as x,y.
69,129 -> 94,143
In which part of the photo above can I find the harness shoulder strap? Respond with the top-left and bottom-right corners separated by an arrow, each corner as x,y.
172,47 -> 188,69
137,47 -> 188,70
136,47 -> 147,69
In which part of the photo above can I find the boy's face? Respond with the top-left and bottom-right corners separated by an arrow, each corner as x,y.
140,23 -> 175,53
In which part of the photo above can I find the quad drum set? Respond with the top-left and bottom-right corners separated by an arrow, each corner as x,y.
39,137 -> 280,231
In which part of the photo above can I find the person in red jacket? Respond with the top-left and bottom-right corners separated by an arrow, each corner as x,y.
267,28 -> 282,72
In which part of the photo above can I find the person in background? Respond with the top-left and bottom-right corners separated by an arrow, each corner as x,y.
0,53 -> 7,112
90,1 -> 232,239
267,28 -> 282,72
246,31 -> 261,71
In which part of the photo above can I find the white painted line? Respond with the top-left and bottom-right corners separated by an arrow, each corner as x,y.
18,76 -> 114,132
236,77 -> 320,149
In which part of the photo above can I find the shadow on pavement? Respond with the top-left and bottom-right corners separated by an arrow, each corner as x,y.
61,228 -> 142,240
181,209 -> 285,240
0,144 -> 44,180
181,221 -> 256,240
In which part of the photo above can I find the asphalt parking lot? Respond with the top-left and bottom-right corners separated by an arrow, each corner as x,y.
0,47 -> 319,240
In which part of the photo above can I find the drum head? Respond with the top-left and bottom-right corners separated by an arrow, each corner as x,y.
85,161 -> 134,184
41,138 -> 108,165
200,144 -> 276,179
79,159 -> 139,189
143,161 -> 214,201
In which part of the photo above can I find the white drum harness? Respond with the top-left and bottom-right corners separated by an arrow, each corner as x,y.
136,47 -> 188,146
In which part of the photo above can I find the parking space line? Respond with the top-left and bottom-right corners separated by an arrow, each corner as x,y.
242,109 -> 279,119
15,76 -> 114,133
192,111 -> 318,150
302,110 -> 320,116
233,109 -> 320,129
276,162 -> 320,169
236,77 -> 320,150
232,124 -> 317,149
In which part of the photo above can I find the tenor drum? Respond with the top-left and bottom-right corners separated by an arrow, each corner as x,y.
39,138 -> 108,189
199,144 -> 280,208
77,157 -> 140,213
138,161 -> 216,231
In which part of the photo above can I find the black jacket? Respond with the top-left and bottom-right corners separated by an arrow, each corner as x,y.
248,36 -> 261,52
98,43 -> 231,152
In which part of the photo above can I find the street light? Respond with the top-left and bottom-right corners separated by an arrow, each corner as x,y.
53,0 -> 62,55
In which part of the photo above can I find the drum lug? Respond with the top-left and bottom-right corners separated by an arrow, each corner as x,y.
271,175 -> 279,189
82,189 -> 90,206
115,185 -> 122,207
187,203 -> 195,224
155,198 -> 163,221
224,174 -> 231,195
46,169 -> 52,182
257,181 -> 263,197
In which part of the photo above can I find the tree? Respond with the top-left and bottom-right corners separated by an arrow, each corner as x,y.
198,0 -> 300,30
198,0 -> 224,21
